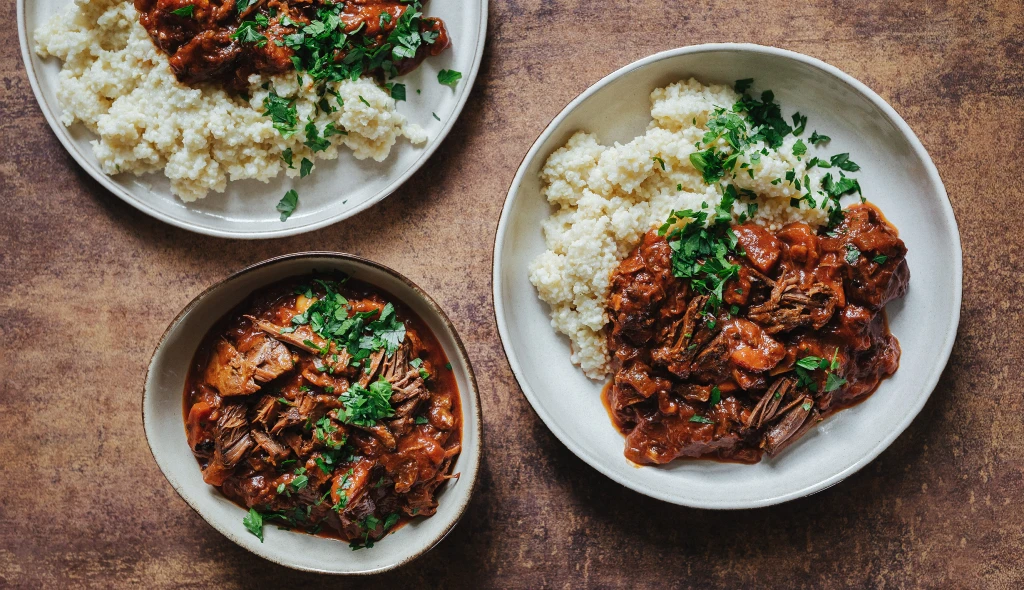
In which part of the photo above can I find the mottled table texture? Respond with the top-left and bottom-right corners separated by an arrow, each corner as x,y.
2,0 -> 1023,587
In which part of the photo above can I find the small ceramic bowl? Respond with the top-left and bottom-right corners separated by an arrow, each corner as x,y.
143,253 -> 481,574
493,44 -> 961,508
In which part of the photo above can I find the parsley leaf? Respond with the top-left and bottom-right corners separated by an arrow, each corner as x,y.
389,83 -> 406,101
791,112 -> 807,136
243,508 -> 264,542
689,415 -> 715,424
825,372 -> 848,392
170,5 -> 195,17
231,21 -> 267,47
845,245 -> 861,264
830,153 -> 861,172
872,254 -> 888,264
281,148 -> 295,169
277,189 -> 298,221
652,156 -> 666,170
734,78 -> 754,93
792,139 -> 807,156
437,69 -> 462,88
809,131 -> 831,145
300,157 -> 313,178
303,121 -> 331,152
709,386 -> 721,406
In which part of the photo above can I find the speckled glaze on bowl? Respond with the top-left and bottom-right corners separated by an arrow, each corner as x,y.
493,44 -> 961,509
143,253 -> 481,574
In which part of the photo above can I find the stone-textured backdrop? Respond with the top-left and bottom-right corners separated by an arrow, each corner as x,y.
2,0 -> 1022,587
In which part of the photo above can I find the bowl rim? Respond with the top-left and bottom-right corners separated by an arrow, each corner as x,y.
491,42 -> 963,509
17,0 -> 489,239
142,252 -> 483,574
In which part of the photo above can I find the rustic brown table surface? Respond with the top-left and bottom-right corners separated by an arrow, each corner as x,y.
2,0 -> 1023,587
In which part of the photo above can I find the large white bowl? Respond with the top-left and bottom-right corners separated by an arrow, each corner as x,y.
144,253 -> 482,573
493,44 -> 961,509
18,0 -> 487,238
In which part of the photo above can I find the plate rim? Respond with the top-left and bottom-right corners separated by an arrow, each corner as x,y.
142,251 -> 483,574
491,42 -> 963,509
17,0 -> 488,239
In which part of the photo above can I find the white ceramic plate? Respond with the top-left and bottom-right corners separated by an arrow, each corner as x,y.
493,44 -> 961,509
18,0 -> 486,238
144,253 -> 481,573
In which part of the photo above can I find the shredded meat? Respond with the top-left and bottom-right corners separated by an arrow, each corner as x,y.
605,204 -> 908,464
134,0 -> 451,92
185,276 -> 462,545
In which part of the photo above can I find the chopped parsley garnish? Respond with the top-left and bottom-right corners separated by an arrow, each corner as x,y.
809,131 -> 831,145
388,82 -> 407,101
303,120 -> 331,152
829,153 -> 861,172
432,112 -> 440,121
690,148 -> 735,184
794,351 -> 847,393
287,279 -> 408,369
733,88 -> 792,149
437,69 -> 463,88
791,112 -> 807,136
276,189 -> 298,221
792,139 -> 807,156
658,186 -> 741,314
170,5 -> 195,17
360,303 -> 406,354
709,386 -> 722,406
414,416 -> 429,425
262,92 -> 298,138
689,415 -> 715,424
872,254 -> 888,264
281,148 -> 295,168
844,245 -> 861,264
734,78 -> 754,94
243,508 -> 264,542
350,515 -> 382,550
652,156 -> 666,170
409,357 -> 430,379
300,157 -> 314,178
231,21 -> 267,47
338,379 -> 394,426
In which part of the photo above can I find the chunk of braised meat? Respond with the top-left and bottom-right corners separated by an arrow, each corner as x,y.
202,403 -> 254,485
733,223 -> 782,274
203,334 -> 294,396
622,397 -> 753,465
689,319 -> 786,384
607,231 -> 674,349
835,314 -> 901,404
821,205 -> 909,310
747,276 -> 838,335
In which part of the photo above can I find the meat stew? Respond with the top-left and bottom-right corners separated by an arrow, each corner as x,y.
605,204 -> 909,465
135,0 -> 450,91
184,274 -> 461,548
